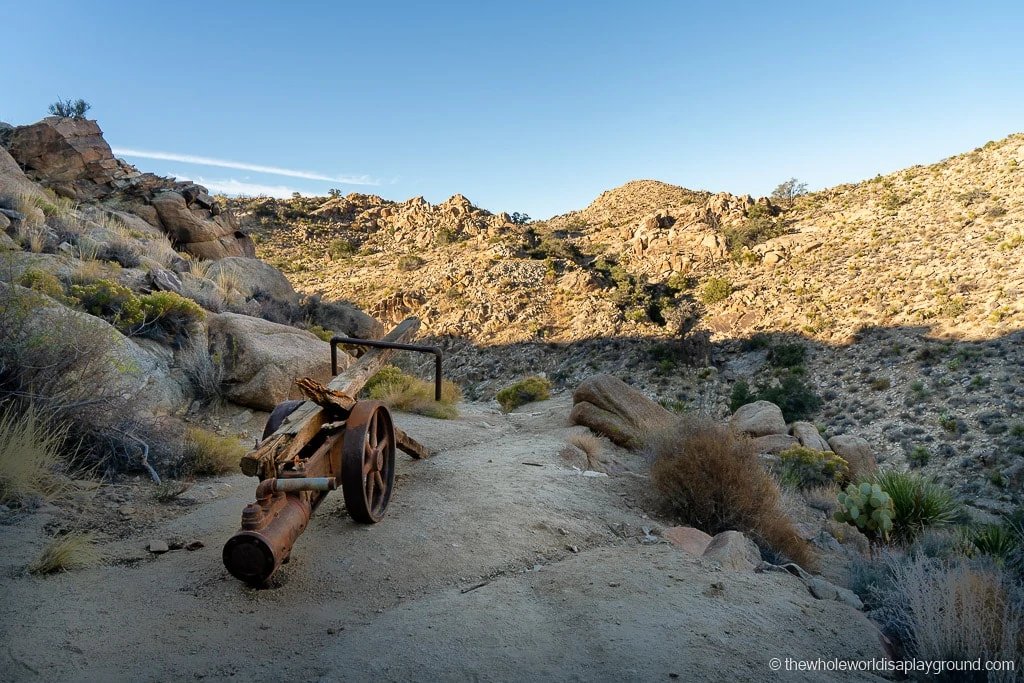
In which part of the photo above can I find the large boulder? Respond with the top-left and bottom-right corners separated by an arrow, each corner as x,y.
570,374 -> 678,450
751,434 -> 800,455
303,294 -> 385,340
150,190 -> 255,259
827,435 -> 877,479
790,421 -> 831,452
207,312 -> 350,411
0,283 -> 191,416
6,117 -> 136,199
0,147 -> 49,203
205,257 -> 299,303
729,400 -> 786,437
702,530 -> 762,571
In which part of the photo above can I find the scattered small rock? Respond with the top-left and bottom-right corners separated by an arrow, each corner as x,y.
147,540 -> 169,554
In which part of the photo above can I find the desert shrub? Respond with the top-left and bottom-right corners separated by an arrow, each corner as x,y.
98,239 -> 141,268
70,279 -> 144,332
777,446 -> 849,489
364,365 -> 461,419
767,342 -> 805,368
397,254 -> 425,271
47,98 -> 91,118
0,403 -> 69,507
178,341 -> 224,405
729,379 -> 757,412
968,522 -> 1024,571
138,291 -> 205,347
649,417 -> 814,568
740,332 -> 772,351
495,376 -> 551,412
328,238 -> 357,260
756,374 -> 822,422
181,428 -> 245,476
908,445 -> 931,468
28,532 -> 101,574
252,290 -> 301,325
17,269 -> 65,300
0,283 -> 157,475
723,203 -> 786,252
878,556 -> 1022,679
699,277 -> 732,305
873,470 -> 962,545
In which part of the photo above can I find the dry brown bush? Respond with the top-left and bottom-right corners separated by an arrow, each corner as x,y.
649,417 -> 815,568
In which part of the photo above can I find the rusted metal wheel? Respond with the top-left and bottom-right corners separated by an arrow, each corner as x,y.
341,401 -> 395,523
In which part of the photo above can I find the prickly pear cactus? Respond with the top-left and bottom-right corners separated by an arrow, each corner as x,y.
834,481 -> 894,544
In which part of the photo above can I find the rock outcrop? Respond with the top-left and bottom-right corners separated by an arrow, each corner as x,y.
4,117 -> 255,260
6,117 -> 136,200
570,374 -> 679,449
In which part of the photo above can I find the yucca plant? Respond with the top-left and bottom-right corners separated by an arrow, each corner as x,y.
873,470 -> 962,544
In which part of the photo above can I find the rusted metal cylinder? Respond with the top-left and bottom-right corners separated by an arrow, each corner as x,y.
222,493 -> 312,585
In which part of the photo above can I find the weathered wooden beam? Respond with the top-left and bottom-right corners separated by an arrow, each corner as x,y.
239,317 -> 421,478
395,425 -> 435,460
295,377 -> 356,414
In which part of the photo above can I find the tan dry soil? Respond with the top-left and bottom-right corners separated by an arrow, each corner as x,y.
1,396 -> 887,682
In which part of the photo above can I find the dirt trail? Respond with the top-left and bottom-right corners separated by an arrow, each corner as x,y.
1,395 -> 888,682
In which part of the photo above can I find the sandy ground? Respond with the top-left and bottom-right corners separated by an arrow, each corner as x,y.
1,395 -> 889,682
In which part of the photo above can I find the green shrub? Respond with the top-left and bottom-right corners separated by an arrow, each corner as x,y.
873,470 -> 962,544
909,445 -> 931,468
778,446 -> 849,489
70,279 -> 144,332
47,98 -> 91,118
757,374 -> 822,422
741,332 -> 772,351
138,291 -> 205,347
699,277 -> 732,305
723,203 -> 787,252
649,417 -> 815,568
496,376 -> 551,412
968,522 -> 1023,567
17,269 -> 65,300
729,379 -> 757,412
869,377 -> 891,391
767,342 -> 805,368
328,238 -> 357,260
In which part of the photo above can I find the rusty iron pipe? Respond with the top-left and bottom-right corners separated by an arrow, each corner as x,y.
331,337 -> 443,401
223,488 -> 322,585
254,477 -> 337,500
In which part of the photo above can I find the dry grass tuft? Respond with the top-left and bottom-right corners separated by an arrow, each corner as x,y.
0,403 -> 69,506
140,233 -> 178,267
184,254 -> 213,278
883,556 -> 1022,679
28,532 -> 102,574
365,365 -> 461,419
182,428 -> 245,476
649,417 -> 815,568
568,432 -> 606,461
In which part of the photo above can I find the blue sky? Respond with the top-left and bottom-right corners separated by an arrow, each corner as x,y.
3,1 -> 1022,219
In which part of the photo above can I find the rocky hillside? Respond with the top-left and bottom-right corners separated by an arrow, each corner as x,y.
237,136 -> 1024,515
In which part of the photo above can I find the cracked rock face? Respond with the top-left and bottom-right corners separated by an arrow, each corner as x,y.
6,117 -> 256,260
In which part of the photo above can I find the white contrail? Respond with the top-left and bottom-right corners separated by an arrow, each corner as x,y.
112,147 -> 378,185
180,176 -> 307,198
